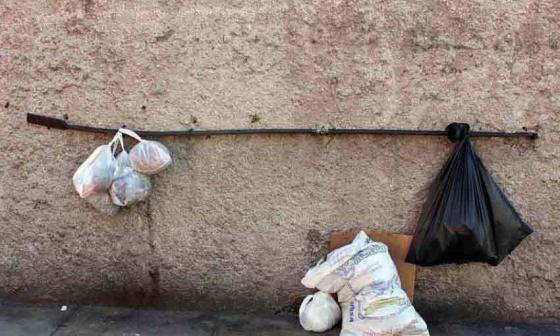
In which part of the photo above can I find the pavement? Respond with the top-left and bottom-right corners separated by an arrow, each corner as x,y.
0,299 -> 559,336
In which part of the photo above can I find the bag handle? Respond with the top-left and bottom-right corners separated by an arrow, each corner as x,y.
109,131 -> 125,155
119,128 -> 143,142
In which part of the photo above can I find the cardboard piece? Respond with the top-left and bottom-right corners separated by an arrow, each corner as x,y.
330,230 -> 416,302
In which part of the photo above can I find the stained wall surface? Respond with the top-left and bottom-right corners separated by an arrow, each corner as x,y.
1,0 -> 559,322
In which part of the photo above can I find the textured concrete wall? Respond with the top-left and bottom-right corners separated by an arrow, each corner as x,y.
1,0 -> 559,322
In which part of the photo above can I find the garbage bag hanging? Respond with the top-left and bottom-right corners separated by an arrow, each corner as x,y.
406,123 -> 533,266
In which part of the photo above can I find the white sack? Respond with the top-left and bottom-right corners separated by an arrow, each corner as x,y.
338,284 -> 428,336
299,291 -> 341,332
301,231 -> 371,293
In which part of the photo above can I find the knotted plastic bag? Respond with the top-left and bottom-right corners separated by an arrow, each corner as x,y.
299,291 -> 341,332
72,133 -> 121,198
110,150 -> 152,206
406,123 -> 533,266
119,128 -> 172,175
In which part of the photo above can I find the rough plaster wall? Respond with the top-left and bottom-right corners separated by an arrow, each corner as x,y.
1,0 -> 559,322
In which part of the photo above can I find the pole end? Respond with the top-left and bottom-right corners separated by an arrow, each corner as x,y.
27,113 -> 69,130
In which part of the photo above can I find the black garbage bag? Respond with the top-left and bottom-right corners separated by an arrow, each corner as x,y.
406,123 -> 533,266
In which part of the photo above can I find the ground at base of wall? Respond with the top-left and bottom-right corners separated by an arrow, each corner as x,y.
1,299 -> 558,336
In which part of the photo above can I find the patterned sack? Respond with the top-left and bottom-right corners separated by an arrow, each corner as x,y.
338,280 -> 428,336
302,231 -> 371,293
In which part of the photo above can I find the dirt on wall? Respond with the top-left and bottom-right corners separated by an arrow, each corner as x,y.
1,0 -> 559,322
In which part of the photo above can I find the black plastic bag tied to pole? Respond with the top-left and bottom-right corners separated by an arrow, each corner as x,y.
406,123 -> 533,266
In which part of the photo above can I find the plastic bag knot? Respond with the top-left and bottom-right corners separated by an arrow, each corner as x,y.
446,123 -> 470,143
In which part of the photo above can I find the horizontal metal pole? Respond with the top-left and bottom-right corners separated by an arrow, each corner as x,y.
26,113 -> 538,140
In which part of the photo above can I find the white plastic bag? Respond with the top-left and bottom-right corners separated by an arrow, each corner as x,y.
299,291 -> 341,332
119,128 -> 172,175
109,151 -> 152,206
84,192 -> 120,215
113,148 -> 134,179
302,231 -> 430,336
72,133 -> 121,198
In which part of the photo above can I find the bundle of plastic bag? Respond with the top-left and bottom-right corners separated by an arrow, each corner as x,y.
73,128 -> 171,214
302,231 -> 430,336
119,128 -> 172,175
72,132 -> 121,198
299,291 -> 341,332
109,150 -> 152,206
